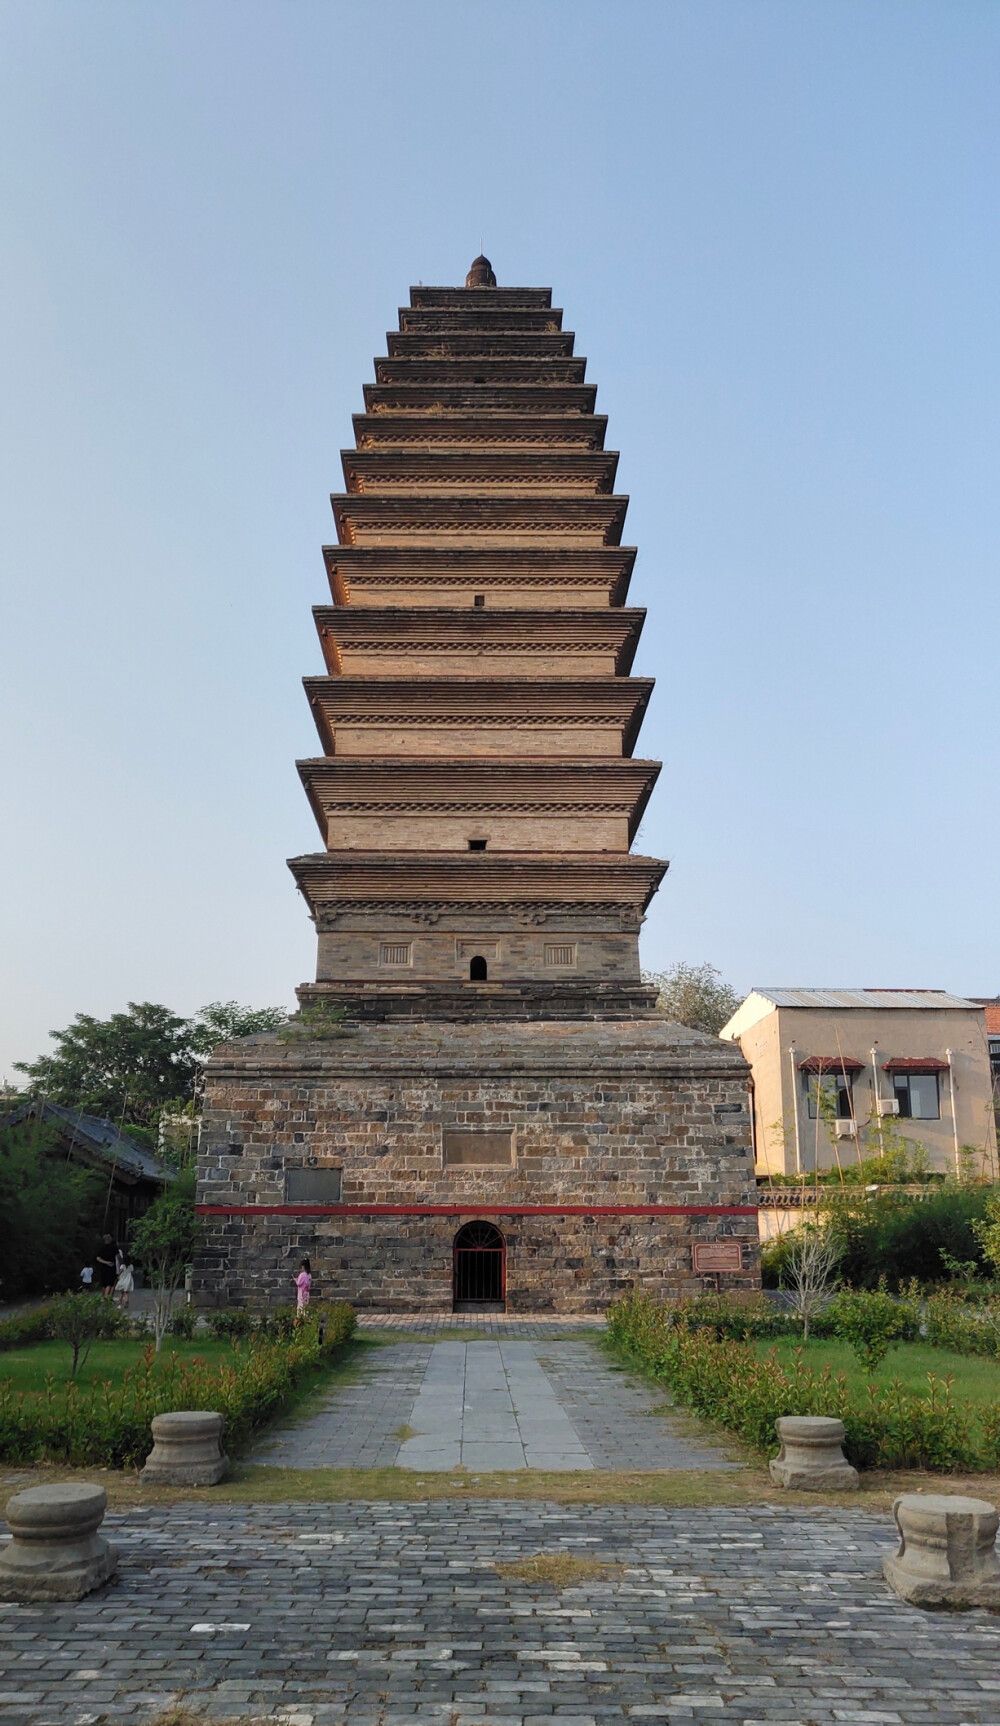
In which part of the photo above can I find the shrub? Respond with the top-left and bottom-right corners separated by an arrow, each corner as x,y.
924,1289 -> 1000,1360
606,1291 -> 986,1472
828,1186 -> 994,1289
0,1302 -> 357,1467
826,1284 -> 914,1373
207,1308 -> 257,1341
0,1302 -> 61,1352
168,1305 -> 198,1340
669,1292 -> 791,1341
48,1293 -> 129,1378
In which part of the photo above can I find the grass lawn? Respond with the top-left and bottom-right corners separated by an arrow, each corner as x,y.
0,1334 -> 367,1400
752,1335 -> 1000,1405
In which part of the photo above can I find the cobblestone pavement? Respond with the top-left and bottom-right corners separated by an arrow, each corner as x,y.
253,1340 -> 733,1473
1,1500 -> 998,1726
357,1316 -> 608,1338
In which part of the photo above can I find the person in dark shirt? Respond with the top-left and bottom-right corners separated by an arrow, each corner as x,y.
95,1234 -> 118,1297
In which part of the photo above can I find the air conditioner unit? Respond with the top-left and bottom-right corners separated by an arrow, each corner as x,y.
877,1097 -> 900,1117
834,1118 -> 858,1138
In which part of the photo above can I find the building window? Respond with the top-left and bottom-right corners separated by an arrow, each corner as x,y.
893,1071 -> 940,1119
544,943 -> 577,968
379,941 -> 412,967
804,1073 -> 853,1119
473,594 -> 485,608
469,955 -> 488,981
468,838 -> 488,851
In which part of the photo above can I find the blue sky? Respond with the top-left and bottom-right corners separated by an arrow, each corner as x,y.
1,1 -> 998,1077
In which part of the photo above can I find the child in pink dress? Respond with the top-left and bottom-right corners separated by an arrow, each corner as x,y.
294,1258 -> 312,1313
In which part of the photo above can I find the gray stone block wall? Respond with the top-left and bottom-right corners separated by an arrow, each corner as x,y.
194,1017 -> 758,1312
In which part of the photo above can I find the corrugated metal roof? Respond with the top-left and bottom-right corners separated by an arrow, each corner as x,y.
754,988 -> 980,1011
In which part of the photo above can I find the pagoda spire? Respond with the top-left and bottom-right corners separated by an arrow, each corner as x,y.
465,253 -> 497,288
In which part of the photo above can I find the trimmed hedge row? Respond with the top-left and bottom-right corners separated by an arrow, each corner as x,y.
0,1302 -> 64,1352
606,1292 -> 1000,1472
0,1302 -> 357,1468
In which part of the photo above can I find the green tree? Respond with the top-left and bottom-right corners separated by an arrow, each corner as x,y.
188,1000 -> 288,1055
13,1002 -> 199,1128
0,1121 -> 105,1299
47,1292 -> 125,1378
129,1168 -> 201,1351
644,962 -> 741,1037
12,998 -> 289,1129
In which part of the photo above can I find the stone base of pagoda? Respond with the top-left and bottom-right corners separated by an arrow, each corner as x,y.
193,1017 -> 758,1313
295,979 -> 659,1022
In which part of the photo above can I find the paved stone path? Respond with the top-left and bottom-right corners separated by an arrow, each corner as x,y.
358,1314 -> 608,1338
2,1500 -> 998,1726
253,1338 -> 734,1473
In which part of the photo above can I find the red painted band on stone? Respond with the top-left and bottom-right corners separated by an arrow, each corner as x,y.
196,1203 -> 759,1217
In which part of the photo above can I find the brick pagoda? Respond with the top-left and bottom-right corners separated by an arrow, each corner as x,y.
196,260 -> 758,1312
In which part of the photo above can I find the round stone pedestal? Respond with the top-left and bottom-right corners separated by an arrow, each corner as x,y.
883,1493 -> 1000,1608
768,1416 -> 859,1490
0,1483 -> 117,1602
140,1410 -> 228,1486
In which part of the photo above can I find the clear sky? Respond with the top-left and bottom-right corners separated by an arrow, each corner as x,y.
1,0 -> 998,1079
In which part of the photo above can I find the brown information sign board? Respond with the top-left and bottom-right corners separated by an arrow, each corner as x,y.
692,1240 -> 744,1274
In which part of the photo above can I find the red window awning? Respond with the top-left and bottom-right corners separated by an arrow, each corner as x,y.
796,1055 -> 864,1074
883,1057 -> 950,1074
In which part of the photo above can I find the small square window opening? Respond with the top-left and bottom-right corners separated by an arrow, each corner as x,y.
468,838 -> 488,851
379,941 -> 412,967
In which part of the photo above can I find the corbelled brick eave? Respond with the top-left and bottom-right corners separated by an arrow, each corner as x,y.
313,606 -> 645,674
204,1020 -> 751,1084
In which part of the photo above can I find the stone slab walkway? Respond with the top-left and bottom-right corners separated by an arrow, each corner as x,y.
2,1500 -> 998,1726
253,1338 -> 734,1472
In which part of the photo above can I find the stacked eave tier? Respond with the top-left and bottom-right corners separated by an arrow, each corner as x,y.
322,547 -> 636,609
297,759 -> 660,854
304,677 -> 653,760
289,851 -> 668,927
313,608 -> 644,677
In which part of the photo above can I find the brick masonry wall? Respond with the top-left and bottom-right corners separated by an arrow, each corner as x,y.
195,1018 -> 759,1312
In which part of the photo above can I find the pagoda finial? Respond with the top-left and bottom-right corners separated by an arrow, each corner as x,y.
466,253 -> 497,288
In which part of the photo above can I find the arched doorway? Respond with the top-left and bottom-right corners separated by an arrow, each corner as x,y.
469,955 -> 488,981
453,1220 -> 505,1311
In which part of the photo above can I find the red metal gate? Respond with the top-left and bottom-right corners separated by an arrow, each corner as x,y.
453,1220 -> 506,1308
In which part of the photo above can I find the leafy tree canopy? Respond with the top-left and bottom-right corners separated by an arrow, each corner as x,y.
0,1121 -> 105,1299
644,961 -> 742,1037
187,1000 -> 288,1055
12,998 -> 287,1127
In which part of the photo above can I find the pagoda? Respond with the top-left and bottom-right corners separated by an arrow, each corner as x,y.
289,257 -> 666,1018
196,261 -> 757,1315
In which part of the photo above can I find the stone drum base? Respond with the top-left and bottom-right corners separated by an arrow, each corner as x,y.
140,1410 -> 228,1486
0,1483 -> 117,1602
769,1416 -> 859,1490
884,1492 -> 1000,1608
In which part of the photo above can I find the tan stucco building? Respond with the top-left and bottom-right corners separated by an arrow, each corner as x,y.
720,988 -> 997,1180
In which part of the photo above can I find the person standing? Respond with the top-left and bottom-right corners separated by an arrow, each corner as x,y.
114,1256 -> 134,1312
294,1257 -> 312,1314
95,1235 -> 118,1298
